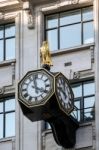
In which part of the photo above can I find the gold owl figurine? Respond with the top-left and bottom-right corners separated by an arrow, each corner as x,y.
40,41 -> 53,66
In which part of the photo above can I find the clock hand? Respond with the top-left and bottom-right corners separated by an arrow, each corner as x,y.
58,87 -> 67,99
32,86 -> 47,93
33,76 -> 38,94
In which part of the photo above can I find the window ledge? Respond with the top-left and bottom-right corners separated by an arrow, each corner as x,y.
0,59 -> 16,67
51,43 -> 95,57
0,136 -> 15,143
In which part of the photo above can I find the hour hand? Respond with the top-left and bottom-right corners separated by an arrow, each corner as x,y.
58,87 -> 67,99
33,77 -> 38,94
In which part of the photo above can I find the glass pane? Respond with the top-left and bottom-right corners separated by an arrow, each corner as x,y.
0,102 -> 3,113
84,96 -> 95,108
72,83 -> 82,98
83,22 -> 94,44
5,98 -> 15,112
47,29 -> 58,51
72,110 -> 80,122
84,110 -> 95,121
84,81 -> 95,96
60,10 -> 81,26
0,26 -> 3,39
82,7 -> 93,21
60,24 -> 81,49
5,24 -> 15,38
75,101 -> 80,109
0,114 -> 3,139
5,112 -> 15,137
46,15 -> 58,29
0,40 -> 3,61
6,38 -> 15,60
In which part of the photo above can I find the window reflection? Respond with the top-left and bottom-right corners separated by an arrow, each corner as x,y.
0,102 -> 3,113
5,98 -> 15,111
5,112 -> 15,137
72,84 -> 82,98
84,81 -> 95,96
46,15 -> 58,29
5,24 -> 15,38
72,80 -> 95,122
0,23 -> 15,61
0,40 -> 3,61
83,22 -> 94,44
45,6 -> 94,51
60,24 -> 81,49
82,7 -> 93,21
0,114 -> 3,139
0,27 -> 3,39
0,97 -> 15,139
6,38 -> 15,60
60,10 -> 81,26
47,29 -> 58,51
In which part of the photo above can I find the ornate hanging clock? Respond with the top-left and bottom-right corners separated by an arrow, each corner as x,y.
18,41 -> 79,149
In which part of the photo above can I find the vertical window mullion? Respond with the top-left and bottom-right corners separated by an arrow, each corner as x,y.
81,9 -> 83,45
3,100 -> 6,138
58,13 -> 60,50
4,25 -> 6,61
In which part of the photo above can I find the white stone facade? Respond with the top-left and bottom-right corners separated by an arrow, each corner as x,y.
0,0 -> 98,150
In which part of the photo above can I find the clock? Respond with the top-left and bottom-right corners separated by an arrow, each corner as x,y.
55,73 -> 74,114
18,69 -> 54,107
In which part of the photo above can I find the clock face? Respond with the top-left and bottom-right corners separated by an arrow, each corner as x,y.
19,70 -> 54,106
56,75 -> 74,114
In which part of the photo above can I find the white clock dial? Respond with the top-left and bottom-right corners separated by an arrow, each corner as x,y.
56,75 -> 74,113
21,72 -> 51,103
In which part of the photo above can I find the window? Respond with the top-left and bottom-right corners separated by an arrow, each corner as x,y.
0,23 -> 15,62
0,96 -> 15,139
45,6 -> 94,51
72,80 -> 95,122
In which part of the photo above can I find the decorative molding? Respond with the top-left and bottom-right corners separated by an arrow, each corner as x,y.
23,1 -> 35,29
0,87 -> 4,95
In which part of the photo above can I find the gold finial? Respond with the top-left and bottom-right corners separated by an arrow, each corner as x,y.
40,41 -> 53,66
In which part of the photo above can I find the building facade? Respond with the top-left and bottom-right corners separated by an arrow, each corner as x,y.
0,0 -> 99,150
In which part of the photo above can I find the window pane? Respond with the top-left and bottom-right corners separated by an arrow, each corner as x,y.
46,15 -> 58,29
84,81 -> 95,96
60,10 -> 81,26
82,7 -> 93,21
60,24 -> 81,49
5,112 -> 15,137
5,98 -> 15,112
84,97 -> 95,108
75,101 -> 80,109
0,40 -> 3,61
6,38 -> 15,60
47,29 -> 58,51
5,24 -> 15,38
0,114 -> 3,139
84,109 -> 95,121
0,102 -> 3,113
83,22 -> 94,44
0,26 -> 3,39
72,84 -> 82,98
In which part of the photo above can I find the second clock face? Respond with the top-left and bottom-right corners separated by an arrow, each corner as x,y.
20,71 -> 52,105
56,75 -> 74,113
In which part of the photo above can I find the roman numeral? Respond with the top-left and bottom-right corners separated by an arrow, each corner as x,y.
45,84 -> 50,87
24,93 -> 28,98
28,96 -> 32,101
44,78 -> 48,82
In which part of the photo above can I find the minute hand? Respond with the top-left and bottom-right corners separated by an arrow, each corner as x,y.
58,87 -> 67,99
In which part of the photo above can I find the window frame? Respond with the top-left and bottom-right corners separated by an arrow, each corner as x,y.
71,79 -> 95,123
0,22 -> 15,62
45,6 -> 94,51
0,95 -> 15,139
